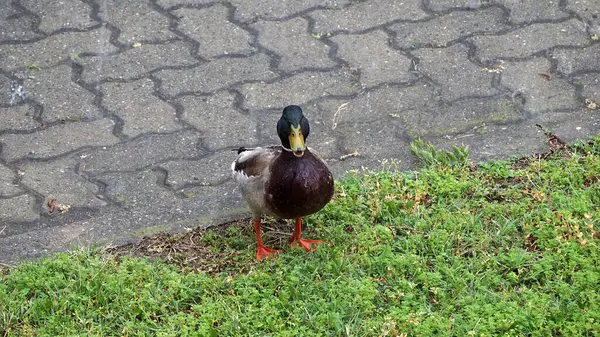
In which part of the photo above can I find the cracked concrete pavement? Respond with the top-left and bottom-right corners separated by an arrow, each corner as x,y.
1,0 -> 599,263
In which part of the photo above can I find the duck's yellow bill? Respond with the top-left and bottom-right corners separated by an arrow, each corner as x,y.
288,125 -> 306,157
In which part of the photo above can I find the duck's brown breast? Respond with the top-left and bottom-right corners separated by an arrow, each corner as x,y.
266,150 -> 334,219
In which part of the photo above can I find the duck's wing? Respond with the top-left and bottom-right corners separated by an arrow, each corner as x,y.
231,146 -> 282,217
231,146 -> 281,181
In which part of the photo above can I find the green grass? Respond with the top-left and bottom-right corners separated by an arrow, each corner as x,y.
2,136 -> 600,336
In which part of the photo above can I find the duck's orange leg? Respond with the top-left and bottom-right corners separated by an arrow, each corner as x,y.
253,219 -> 281,261
290,217 -> 323,252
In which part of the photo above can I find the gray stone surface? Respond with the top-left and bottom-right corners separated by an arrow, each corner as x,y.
0,119 -> 119,162
1,0 -> 600,264
228,0 -> 350,22
22,64 -> 101,122
414,43 -> 499,101
0,74 -> 24,105
331,30 -> 414,87
310,0 -> 429,33
81,130 -> 204,173
174,6 -> 254,59
578,74 -> 600,103
100,78 -> 181,138
500,58 -> 579,114
177,91 -> 258,151
497,0 -> 568,23
554,43 -> 600,76
0,164 -> 22,197
390,7 -> 509,49
76,41 -> 198,83
0,5 -> 40,42
159,150 -> 233,188
155,53 -> 276,96
98,0 -> 176,44
19,157 -> 107,209
425,0 -> 476,11
239,70 -> 359,109
252,17 -> 335,72
0,104 -> 40,131
0,194 -> 39,223
0,27 -> 118,71
469,19 -> 589,61
565,0 -> 600,33
19,0 -> 97,33
156,0 -> 213,8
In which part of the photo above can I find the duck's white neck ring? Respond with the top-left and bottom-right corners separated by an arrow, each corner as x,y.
281,146 -> 293,152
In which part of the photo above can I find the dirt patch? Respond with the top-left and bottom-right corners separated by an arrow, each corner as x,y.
103,218 -> 299,274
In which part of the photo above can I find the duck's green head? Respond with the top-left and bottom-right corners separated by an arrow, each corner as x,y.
277,105 -> 310,158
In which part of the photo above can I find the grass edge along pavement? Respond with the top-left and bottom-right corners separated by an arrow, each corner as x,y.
1,134 -> 599,336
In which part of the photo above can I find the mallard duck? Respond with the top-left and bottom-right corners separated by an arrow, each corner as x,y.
231,105 -> 334,261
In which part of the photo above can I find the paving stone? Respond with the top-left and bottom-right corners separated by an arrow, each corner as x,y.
301,112 -> 341,160
310,86 -> 431,166
336,118 -> 414,170
100,169 -> 177,208
173,6 -> 254,59
0,74 -> 25,105
331,30 -> 414,87
403,96 -> 523,138
0,119 -> 119,162
251,17 -> 335,72
0,194 -> 39,223
100,79 -> 180,138
159,150 -> 233,189
414,43 -> 499,101
22,64 -> 101,123
19,157 -> 107,209
437,123 -> 547,162
0,27 -> 118,71
530,111 -> 600,145
228,0 -> 350,22
0,104 -> 40,131
177,91 -> 258,150
391,7 -> 509,49
240,70 -> 359,110
156,0 -> 213,8
577,73 -> 600,104
77,40 -> 198,83
500,58 -> 578,114
565,0 -> 600,33
0,5 -> 39,42
81,130 -> 203,173
424,0 -> 477,11
314,84 -> 436,127
553,43 -> 600,76
425,0 -> 567,22
311,0 -> 429,33
155,53 -> 276,96
98,0 -> 176,44
469,19 -> 588,61
176,180 -> 245,222
20,0 -> 97,33
496,0 -> 568,23
99,168 -> 240,215
0,164 -> 22,197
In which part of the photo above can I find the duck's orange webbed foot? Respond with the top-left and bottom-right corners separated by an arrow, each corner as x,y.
253,218 -> 281,261
256,245 -> 282,261
291,238 -> 323,252
289,217 -> 324,252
